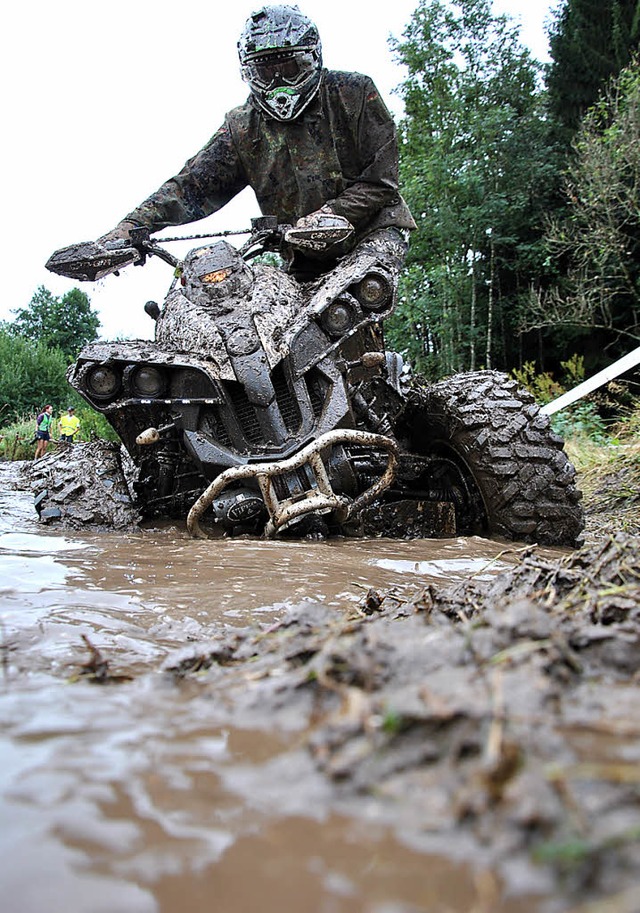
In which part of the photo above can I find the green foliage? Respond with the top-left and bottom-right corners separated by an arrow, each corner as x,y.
551,402 -> 609,442
511,354 -> 586,404
7,285 -> 101,359
533,835 -> 593,865
252,251 -> 284,268
0,416 -> 35,461
0,326 -> 119,449
546,0 -> 640,140
511,361 -> 565,404
385,0 -> 640,379
535,58 -> 640,352
77,407 -> 119,443
0,328 -> 70,422
512,356 -> 609,441
0,404 -> 119,462
534,822 -> 640,870
381,708 -> 405,735
560,353 -> 586,386
390,0 -> 551,377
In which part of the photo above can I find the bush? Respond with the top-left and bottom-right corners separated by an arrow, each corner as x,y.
0,416 -> 35,461
0,329 -> 70,421
512,355 -> 586,406
512,355 -> 611,442
551,402 -> 609,443
0,323 -> 119,458
512,362 -> 565,404
75,407 -> 119,443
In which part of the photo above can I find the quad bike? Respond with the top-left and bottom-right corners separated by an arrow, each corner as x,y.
46,219 -> 584,545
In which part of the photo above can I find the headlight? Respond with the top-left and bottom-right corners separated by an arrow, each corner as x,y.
201,268 -> 231,284
352,272 -> 392,311
320,297 -> 356,338
129,365 -> 166,398
85,364 -> 121,400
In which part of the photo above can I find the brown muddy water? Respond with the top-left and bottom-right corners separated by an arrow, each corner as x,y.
1,469 -> 558,913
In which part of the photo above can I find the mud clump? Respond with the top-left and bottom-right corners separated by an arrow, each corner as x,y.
162,533 -> 640,905
21,441 -> 141,530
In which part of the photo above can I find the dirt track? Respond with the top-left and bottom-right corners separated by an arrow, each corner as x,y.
151,527 -> 639,909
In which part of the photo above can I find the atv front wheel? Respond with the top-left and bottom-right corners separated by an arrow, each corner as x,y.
406,370 -> 584,546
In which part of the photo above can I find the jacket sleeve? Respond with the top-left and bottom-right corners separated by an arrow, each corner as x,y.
123,121 -> 249,232
326,77 -> 403,229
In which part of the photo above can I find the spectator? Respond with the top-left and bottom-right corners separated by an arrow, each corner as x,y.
59,406 -> 80,444
34,405 -> 54,459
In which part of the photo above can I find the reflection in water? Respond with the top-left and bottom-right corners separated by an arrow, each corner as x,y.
370,555 -> 515,580
0,474 -> 536,913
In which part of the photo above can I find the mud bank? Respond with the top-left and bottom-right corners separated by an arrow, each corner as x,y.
148,532 -> 640,909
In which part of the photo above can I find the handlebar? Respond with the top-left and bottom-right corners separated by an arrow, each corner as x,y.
45,214 -> 353,283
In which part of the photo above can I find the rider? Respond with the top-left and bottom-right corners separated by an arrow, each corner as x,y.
99,4 -> 416,279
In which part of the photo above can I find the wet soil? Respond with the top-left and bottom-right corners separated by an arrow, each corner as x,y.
2,443 -> 640,912
26,441 -> 141,530
574,437 -> 640,545
143,531 -> 640,910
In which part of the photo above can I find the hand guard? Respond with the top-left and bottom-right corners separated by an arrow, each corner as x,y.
284,208 -> 354,252
45,239 -> 140,281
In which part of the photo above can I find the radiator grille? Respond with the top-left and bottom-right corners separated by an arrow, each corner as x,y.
272,364 -> 302,433
227,382 -> 263,446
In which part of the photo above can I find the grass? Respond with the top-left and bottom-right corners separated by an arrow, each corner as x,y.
0,406 -> 118,462
564,406 -> 640,538
0,417 -> 37,461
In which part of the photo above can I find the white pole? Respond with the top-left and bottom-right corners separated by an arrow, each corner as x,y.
540,345 -> 640,416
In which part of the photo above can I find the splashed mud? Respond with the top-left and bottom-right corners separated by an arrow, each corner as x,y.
1,458 -> 639,913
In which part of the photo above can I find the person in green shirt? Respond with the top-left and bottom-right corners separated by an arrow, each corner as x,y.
34,404 -> 54,460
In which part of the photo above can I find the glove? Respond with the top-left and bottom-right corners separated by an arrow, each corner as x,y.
97,220 -> 139,246
285,206 -> 354,253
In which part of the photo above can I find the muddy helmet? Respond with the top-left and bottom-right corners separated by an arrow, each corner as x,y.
238,5 -> 323,122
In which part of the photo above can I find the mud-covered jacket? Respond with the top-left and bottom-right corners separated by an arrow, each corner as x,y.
123,70 -> 416,242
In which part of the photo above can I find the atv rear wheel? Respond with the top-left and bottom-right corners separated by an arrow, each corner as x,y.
407,370 -> 584,546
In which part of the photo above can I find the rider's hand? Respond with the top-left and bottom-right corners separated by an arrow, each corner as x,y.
97,220 -> 138,246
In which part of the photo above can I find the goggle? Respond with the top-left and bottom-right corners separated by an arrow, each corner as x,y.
244,50 -> 317,90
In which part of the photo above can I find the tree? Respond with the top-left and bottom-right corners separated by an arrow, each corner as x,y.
9,286 -> 100,358
527,59 -> 640,357
0,329 -> 70,423
547,0 -> 640,141
387,0 -> 549,377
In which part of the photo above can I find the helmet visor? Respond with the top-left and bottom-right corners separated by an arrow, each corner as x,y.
244,50 -> 317,90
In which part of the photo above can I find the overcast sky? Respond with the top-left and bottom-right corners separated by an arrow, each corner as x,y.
1,0 -> 555,341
